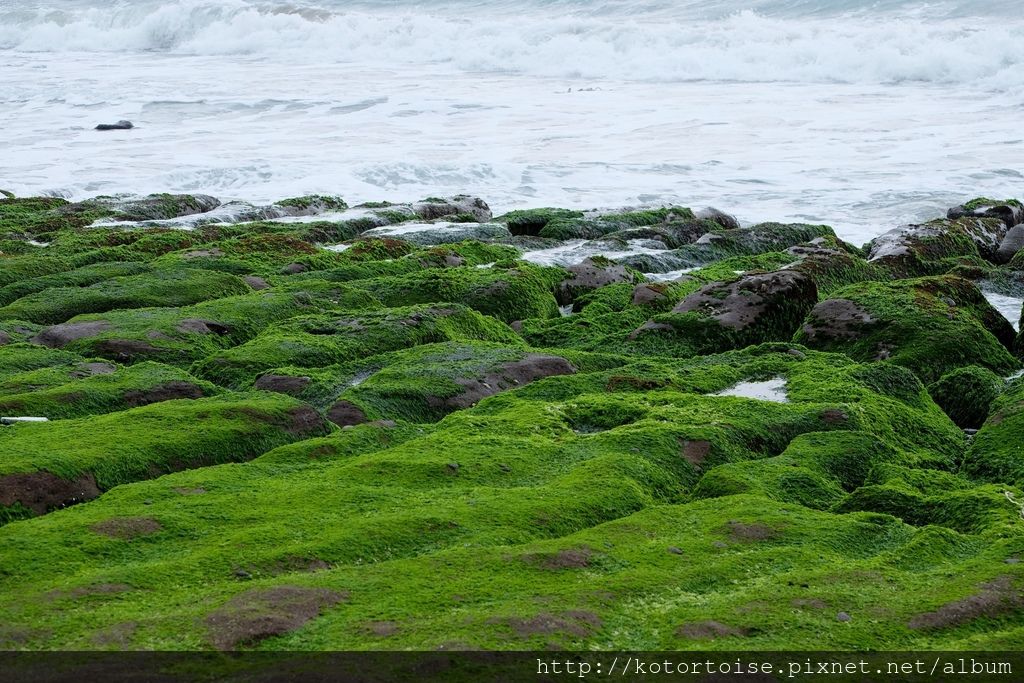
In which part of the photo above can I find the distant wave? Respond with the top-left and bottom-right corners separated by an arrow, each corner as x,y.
2,0 -> 1022,89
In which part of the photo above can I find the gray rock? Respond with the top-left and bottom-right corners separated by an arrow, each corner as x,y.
95,120 -> 134,131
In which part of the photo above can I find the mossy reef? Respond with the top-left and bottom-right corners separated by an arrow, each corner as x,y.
0,192 -> 1023,652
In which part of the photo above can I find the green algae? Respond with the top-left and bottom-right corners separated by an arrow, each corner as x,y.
0,195 -> 1022,653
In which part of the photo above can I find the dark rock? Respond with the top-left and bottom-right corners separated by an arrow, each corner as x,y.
413,195 -> 492,223
836,612 -> 852,622
95,120 -> 134,131
996,225 -> 1024,264
667,546 -> 684,555
631,283 -> 670,307
556,257 -> 636,305
868,217 -> 1005,272
949,200 -> 1024,229
281,262 -> 309,275
0,331 -> 9,346
327,399 -> 369,427
695,207 -> 741,230
0,471 -> 101,515
799,299 -> 875,342
176,319 -> 231,335
244,275 -> 270,290
442,354 -> 577,410
32,320 -> 112,347
254,374 -> 312,396
671,270 -> 817,338
123,381 -> 206,407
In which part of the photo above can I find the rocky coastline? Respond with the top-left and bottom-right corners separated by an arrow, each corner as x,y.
0,191 -> 1022,650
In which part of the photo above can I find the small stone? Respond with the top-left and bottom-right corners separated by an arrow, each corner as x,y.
498,464 -> 511,473
1006,557 -> 1020,565
142,500 -> 153,506
786,348 -> 807,360
712,541 -> 728,549
446,462 -> 460,473
837,612 -> 851,622
95,120 -> 134,131
233,569 -> 252,580
667,546 -> 684,555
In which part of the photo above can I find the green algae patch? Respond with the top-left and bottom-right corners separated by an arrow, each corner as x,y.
0,261 -> 151,307
348,263 -> 562,323
27,284 -> 380,367
0,268 -> 251,325
192,303 -> 525,389
0,361 -> 221,420
0,393 -> 331,522
963,378 -> 1024,489
795,275 -> 1019,383
927,365 -> 1005,429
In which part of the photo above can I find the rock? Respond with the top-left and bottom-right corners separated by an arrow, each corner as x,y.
631,283 -> 671,307
555,257 -> 637,306
672,270 -> 817,334
73,193 -> 221,222
412,195 -> 492,223
695,207 -> 741,230
254,374 -> 312,396
948,198 -> 1024,229
326,399 -> 369,427
995,225 -> 1024,265
95,120 -> 133,131
32,321 -> 113,348
244,276 -> 270,290
0,331 -> 9,346
667,546 -> 684,555
927,366 -> 1003,430
796,276 -> 1017,383
867,217 -> 1005,274
836,612 -> 851,622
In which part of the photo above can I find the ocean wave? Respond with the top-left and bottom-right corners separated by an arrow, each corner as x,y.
1,0 -> 1022,89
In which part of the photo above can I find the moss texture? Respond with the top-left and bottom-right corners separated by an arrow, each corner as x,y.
0,194 -> 1022,652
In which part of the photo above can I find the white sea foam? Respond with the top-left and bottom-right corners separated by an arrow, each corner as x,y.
2,0 -> 1022,248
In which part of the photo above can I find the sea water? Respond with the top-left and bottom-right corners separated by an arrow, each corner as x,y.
1,0 -> 1023,248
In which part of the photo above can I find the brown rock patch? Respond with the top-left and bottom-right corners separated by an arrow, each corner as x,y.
441,354 -> 576,410
726,521 -> 777,542
908,576 -> 1023,630
176,319 -> 231,335
94,339 -> 161,360
680,439 -> 711,467
244,275 -> 269,290
90,517 -> 163,540
123,381 -> 206,407
254,374 -> 312,396
205,585 -> 347,650
676,620 -> 749,640
91,622 -> 138,647
326,400 -> 368,427
0,471 -> 100,515
32,320 -> 112,348
800,299 -> 876,341
69,362 -> 117,378
490,611 -> 601,638
524,547 -> 592,570
364,621 -> 399,637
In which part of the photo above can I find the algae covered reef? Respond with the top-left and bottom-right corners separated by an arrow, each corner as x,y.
0,191 -> 1023,652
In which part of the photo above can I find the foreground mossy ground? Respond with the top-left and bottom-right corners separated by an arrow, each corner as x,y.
0,194 -> 1022,651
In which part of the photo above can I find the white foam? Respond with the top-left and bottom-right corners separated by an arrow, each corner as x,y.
713,377 -> 789,403
982,290 -> 1023,332
521,239 -> 669,267
3,1 -> 1024,248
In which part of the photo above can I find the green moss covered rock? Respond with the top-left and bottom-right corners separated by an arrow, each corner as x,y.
927,365 -> 1004,429
795,275 -> 1018,383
